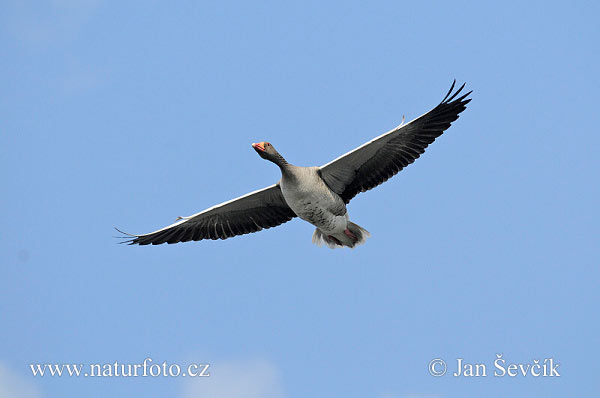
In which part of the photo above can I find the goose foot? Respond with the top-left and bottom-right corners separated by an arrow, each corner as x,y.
344,228 -> 357,241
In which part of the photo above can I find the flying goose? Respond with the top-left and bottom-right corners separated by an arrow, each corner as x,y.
118,81 -> 471,248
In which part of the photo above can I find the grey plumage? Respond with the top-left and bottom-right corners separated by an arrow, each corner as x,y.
117,81 -> 471,248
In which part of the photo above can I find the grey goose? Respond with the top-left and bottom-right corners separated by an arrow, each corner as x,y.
117,81 -> 472,248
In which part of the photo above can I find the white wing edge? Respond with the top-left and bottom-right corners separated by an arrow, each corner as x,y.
124,183 -> 280,238
318,107 -> 432,170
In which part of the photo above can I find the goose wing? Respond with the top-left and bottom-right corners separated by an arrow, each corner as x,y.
118,184 -> 296,245
319,81 -> 472,203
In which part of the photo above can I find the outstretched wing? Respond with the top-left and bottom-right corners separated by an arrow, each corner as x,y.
118,184 -> 296,245
319,81 -> 472,203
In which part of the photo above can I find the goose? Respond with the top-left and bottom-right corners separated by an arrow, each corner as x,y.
117,81 -> 471,248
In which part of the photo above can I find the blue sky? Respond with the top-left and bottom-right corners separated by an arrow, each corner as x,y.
1,1 -> 598,397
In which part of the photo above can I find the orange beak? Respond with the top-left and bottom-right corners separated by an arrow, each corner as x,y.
252,142 -> 265,152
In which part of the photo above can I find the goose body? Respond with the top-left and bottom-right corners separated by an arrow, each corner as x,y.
278,166 -> 365,247
279,166 -> 346,232
118,81 -> 471,248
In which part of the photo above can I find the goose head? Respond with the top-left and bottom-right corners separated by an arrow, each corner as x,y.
252,142 -> 288,166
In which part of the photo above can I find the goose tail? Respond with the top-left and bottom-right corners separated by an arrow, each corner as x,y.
312,221 -> 370,249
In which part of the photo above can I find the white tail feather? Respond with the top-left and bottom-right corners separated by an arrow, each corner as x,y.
312,221 -> 370,249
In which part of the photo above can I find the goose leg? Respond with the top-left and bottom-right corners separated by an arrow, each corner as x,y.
344,228 -> 357,241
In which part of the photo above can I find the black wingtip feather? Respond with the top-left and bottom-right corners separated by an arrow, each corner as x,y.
114,226 -> 138,237
445,82 -> 466,103
456,91 -> 473,104
441,79 -> 457,103
113,227 -> 140,245
440,81 -> 472,105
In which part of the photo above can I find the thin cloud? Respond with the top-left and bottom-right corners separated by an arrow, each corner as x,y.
0,361 -> 41,398
182,358 -> 284,398
3,0 -> 102,48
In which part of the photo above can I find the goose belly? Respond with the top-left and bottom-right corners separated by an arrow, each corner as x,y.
282,189 -> 348,233
296,201 -> 348,233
